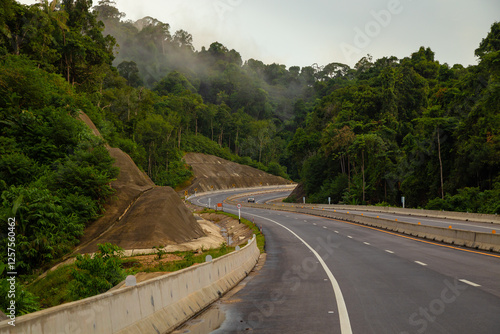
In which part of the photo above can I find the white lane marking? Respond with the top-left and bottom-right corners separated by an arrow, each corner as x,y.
328,311 -> 335,314
335,231 -> 339,234
385,250 -> 394,254
323,226 -> 328,229
247,212 -> 353,334
459,279 -> 481,287
363,242 -> 370,245
415,261 -> 427,266
347,236 -> 353,239
313,223 -> 317,226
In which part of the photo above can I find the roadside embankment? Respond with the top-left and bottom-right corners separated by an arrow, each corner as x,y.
0,237 -> 260,334
182,153 -> 293,193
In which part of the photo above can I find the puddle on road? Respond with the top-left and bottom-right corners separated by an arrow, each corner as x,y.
172,306 -> 226,334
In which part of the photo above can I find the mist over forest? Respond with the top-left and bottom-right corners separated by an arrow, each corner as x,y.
0,0 -> 499,287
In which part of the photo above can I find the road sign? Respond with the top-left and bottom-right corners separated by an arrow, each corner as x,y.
237,203 -> 241,209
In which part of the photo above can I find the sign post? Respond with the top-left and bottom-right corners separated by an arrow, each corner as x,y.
237,203 -> 241,224
401,196 -> 405,209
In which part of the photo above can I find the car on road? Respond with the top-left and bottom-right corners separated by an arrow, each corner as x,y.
247,197 -> 255,203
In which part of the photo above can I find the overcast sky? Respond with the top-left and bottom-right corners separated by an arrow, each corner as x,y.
18,0 -> 500,69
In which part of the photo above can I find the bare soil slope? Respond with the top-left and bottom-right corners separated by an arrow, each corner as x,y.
76,112 -> 204,254
183,153 -> 291,193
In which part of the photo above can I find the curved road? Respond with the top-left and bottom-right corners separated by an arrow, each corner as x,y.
186,189 -> 500,333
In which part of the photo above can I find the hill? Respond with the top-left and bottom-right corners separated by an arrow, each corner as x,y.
182,153 -> 292,193
76,113 -> 205,254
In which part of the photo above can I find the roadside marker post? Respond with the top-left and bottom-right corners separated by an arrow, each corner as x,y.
237,203 -> 241,223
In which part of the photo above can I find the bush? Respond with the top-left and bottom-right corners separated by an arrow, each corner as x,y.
69,243 -> 125,300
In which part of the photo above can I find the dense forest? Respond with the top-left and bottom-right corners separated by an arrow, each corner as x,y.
0,0 -> 499,283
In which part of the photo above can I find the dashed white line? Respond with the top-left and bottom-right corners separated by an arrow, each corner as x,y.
385,250 -> 394,254
459,279 -> 481,287
415,261 -> 427,266
347,236 -> 353,239
313,223 -> 317,226
335,231 -> 339,234
323,226 -> 327,229
363,242 -> 370,245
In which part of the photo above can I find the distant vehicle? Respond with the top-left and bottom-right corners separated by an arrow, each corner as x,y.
247,197 -> 255,203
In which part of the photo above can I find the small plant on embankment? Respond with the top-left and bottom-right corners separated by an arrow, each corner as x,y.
68,243 -> 126,300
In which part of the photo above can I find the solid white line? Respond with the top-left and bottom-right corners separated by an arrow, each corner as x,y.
459,279 -> 481,287
415,261 -> 427,266
385,250 -> 394,254
247,212 -> 353,334
363,242 -> 370,245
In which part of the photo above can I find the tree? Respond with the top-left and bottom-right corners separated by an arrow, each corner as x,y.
117,60 -> 143,87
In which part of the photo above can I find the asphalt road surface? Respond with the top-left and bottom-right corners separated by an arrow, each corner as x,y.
186,190 -> 500,334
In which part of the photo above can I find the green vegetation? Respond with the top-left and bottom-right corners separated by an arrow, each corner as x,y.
27,242 -> 239,309
68,243 -> 126,300
25,264 -> 73,309
0,0 -> 498,316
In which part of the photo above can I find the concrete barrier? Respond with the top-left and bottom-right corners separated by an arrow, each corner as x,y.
0,237 -> 260,334
188,184 -> 296,201
304,204 -> 500,225
227,199 -> 500,254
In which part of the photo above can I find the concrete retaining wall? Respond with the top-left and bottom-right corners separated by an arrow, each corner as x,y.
0,237 -> 260,334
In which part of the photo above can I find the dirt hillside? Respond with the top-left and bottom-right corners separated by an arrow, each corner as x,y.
183,153 -> 292,193
76,112 -> 204,254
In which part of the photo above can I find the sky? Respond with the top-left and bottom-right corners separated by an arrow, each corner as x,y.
18,0 -> 500,69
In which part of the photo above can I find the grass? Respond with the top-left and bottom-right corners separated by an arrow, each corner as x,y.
26,264 -> 74,309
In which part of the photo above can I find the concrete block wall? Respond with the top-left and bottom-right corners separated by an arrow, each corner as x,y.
0,237 -> 260,334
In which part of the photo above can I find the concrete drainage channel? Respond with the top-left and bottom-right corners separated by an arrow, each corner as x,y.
0,236 -> 260,334
226,196 -> 500,253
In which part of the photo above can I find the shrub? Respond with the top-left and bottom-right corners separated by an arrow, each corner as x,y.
68,243 -> 125,300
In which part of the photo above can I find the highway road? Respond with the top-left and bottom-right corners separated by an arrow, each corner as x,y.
186,189 -> 500,333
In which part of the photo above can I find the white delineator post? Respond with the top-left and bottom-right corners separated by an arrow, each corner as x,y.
237,203 -> 241,224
